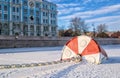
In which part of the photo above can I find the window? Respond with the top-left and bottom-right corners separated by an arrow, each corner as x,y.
43,19 -> 45,23
0,5 -> 1,10
53,14 -> 56,18
12,15 -> 15,20
44,26 -> 49,31
23,1 -> 27,6
36,11 -> 39,16
24,8 -> 27,14
16,0 -> 19,4
46,5 -> 48,9
46,19 -> 48,23
3,24 -> 9,35
0,13 -> 2,19
36,3 -> 39,8
43,4 -> 45,8
0,23 -> 2,35
36,26 -> 40,36
12,0 -> 15,4
43,19 -> 48,24
12,7 -> 15,12
23,16 -> 27,21
51,20 -> 52,24
51,13 -> 52,18
46,12 -> 48,16
17,16 -> 19,20
4,14 -> 8,20
4,5 -> 7,11
52,27 -> 56,31
53,20 -> 56,24
36,17 -> 39,24
30,25 -> 34,36
30,9 -> 34,15
17,7 -> 19,12
5,0 -> 8,2
52,7 -> 53,10
43,12 -> 45,16
23,25 -> 28,36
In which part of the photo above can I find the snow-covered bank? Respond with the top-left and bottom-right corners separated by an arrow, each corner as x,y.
0,45 -> 120,78
0,46 -> 62,53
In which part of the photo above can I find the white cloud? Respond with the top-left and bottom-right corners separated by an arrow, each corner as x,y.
57,3 -> 80,8
83,0 -> 92,4
56,3 -> 83,15
58,4 -> 120,20
47,0 -> 61,2
94,0 -> 110,2
86,16 -> 120,23
86,16 -> 120,31
59,13 -> 90,20
83,0 -> 110,4
58,7 -> 83,15
108,20 -> 120,27
57,2 -> 120,31
107,20 -> 120,31
77,4 -> 120,17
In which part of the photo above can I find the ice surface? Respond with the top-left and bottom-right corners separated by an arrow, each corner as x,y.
0,45 -> 120,78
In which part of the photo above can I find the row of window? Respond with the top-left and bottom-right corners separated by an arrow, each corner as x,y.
0,13 -> 56,24
24,9 -> 39,16
0,13 -> 8,20
0,13 -> 20,21
51,20 -> 56,24
0,6 -> 56,14
43,12 -> 56,18
22,25 -> 56,31
0,13 -> 1,19
1,0 -> 8,2
12,15 -> 19,21
0,5 -> 20,13
0,5 -> 8,11
0,24 -> 56,36
23,1 -> 56,10
23,8 -> 56,18
22,25 -> 56,36
23,16 -> 56,25
43,19 -> 56,25
0,5 -> 56,18
12,7 -> 19,13
0,23 -> 9,35
43,19 -> 48,24
12,0 -> 20,4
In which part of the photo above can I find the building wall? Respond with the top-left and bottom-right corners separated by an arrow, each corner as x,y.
0,0 -> 57,36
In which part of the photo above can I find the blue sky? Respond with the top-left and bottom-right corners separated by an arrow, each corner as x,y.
48,0 -> 120,31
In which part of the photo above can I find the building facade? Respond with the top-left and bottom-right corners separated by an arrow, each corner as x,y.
0,0 -> 57,36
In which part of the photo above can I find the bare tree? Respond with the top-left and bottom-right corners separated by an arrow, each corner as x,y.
70,17 -> 88,36
81,21 -> 88,34
97,24 -> 107,33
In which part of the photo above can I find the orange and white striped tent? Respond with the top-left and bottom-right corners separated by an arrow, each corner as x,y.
61,35 -> 108,64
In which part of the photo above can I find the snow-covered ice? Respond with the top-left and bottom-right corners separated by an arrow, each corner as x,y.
0,45 -> 120,78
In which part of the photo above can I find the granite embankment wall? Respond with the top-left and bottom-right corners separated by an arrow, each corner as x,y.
0,36 -> 120,48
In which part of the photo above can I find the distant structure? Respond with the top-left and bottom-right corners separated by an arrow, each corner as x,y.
0,0 -> 57,36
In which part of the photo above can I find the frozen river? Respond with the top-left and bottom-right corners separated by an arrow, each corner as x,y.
0,45 -> 120,78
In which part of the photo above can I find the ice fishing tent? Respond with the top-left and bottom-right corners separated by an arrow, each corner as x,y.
61,35 -> 108,64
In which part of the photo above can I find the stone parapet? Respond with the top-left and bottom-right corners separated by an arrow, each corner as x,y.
0,36 -> 120,48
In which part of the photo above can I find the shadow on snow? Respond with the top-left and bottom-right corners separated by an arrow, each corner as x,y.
50,63 -> 81,78
103,56 -> 120,64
